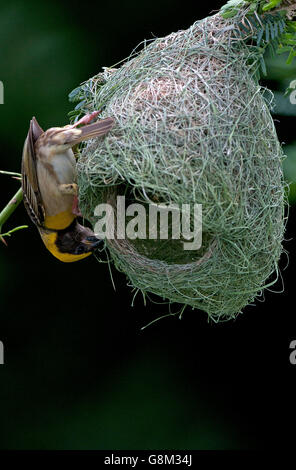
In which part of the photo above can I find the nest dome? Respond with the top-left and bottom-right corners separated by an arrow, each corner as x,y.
74,13 -> 286,321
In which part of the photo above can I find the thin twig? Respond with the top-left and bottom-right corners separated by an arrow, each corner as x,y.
0,170 -> 22,177
0,187 -> 26,243
0,187 -> 23,228
0,225 -> 28,238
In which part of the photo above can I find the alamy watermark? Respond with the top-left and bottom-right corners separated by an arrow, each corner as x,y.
0,81 -> 3,104
94,196 -> 202,251
289,80 -> 296,105
289,340 -> 296,365
0,340 -> 4,364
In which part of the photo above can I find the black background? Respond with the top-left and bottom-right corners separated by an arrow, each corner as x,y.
0,0 -> 295,449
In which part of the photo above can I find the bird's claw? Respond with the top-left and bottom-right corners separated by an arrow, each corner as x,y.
0,235 -> 8,246
72,195 -> 82,217
71,111 -> 100,128
59,183 -> 78,196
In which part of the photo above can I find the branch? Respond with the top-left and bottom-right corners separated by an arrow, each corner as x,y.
0,170 -> 22,178
0,187 -> 23,228
0,187 -> 27,244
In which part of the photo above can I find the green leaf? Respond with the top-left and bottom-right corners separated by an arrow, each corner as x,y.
248,2 -> 258,13
257,27 -> 265,46
260,55 -> 267,75
279,20 -> 286,34
238,21 -> 251,33
221,10 -> 239,18
248,15 -> 259,29
265,23 -> 270,42
287,21 -> 296,32
285,38 -> 296,46
68,86 -> 83,102
220,0 -> 246,18
74,100 -> 86,110
286,48 -> 296,64
268,40 -> 276,57
220,0 -> 245,10
277,45 -> 292,54
269,21 -> 275,40
262,1 -> 280,12
273,21 -> 278,38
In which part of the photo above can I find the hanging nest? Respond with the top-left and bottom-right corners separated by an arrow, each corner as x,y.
72,12 -> 287,321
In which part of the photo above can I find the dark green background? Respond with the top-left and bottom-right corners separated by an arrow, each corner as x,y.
0,0 -> 295,450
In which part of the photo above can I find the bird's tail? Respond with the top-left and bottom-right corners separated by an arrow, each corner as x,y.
71,117 -> 115,144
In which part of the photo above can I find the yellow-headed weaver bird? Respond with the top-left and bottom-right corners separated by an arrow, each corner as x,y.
21,111 -> 114,262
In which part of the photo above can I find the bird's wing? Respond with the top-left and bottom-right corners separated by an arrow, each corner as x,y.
21,117 -> 46,227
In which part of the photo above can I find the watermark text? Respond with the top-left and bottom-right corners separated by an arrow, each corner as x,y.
289,80 -> 296,105
0,81 -> 3,104
94,196 -> 202,251
289,339 -> 296,365
0,341 -> 4,364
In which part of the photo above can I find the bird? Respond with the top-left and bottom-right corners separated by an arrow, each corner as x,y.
21,111 -> 114,262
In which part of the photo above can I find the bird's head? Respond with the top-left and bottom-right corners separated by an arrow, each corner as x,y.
40,220 -> 102,263
35,116 -> 115,156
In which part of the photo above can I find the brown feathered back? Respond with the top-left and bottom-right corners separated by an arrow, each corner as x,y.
21,117 -> 46,227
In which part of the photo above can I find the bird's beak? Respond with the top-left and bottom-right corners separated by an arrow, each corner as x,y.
82,235 -> 102,249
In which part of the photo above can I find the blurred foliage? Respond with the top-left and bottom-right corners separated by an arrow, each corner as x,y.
282,143 -> 296,202
264,52 -> 296,203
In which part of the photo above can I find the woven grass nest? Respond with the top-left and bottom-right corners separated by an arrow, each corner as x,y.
73,12 -> 287,321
